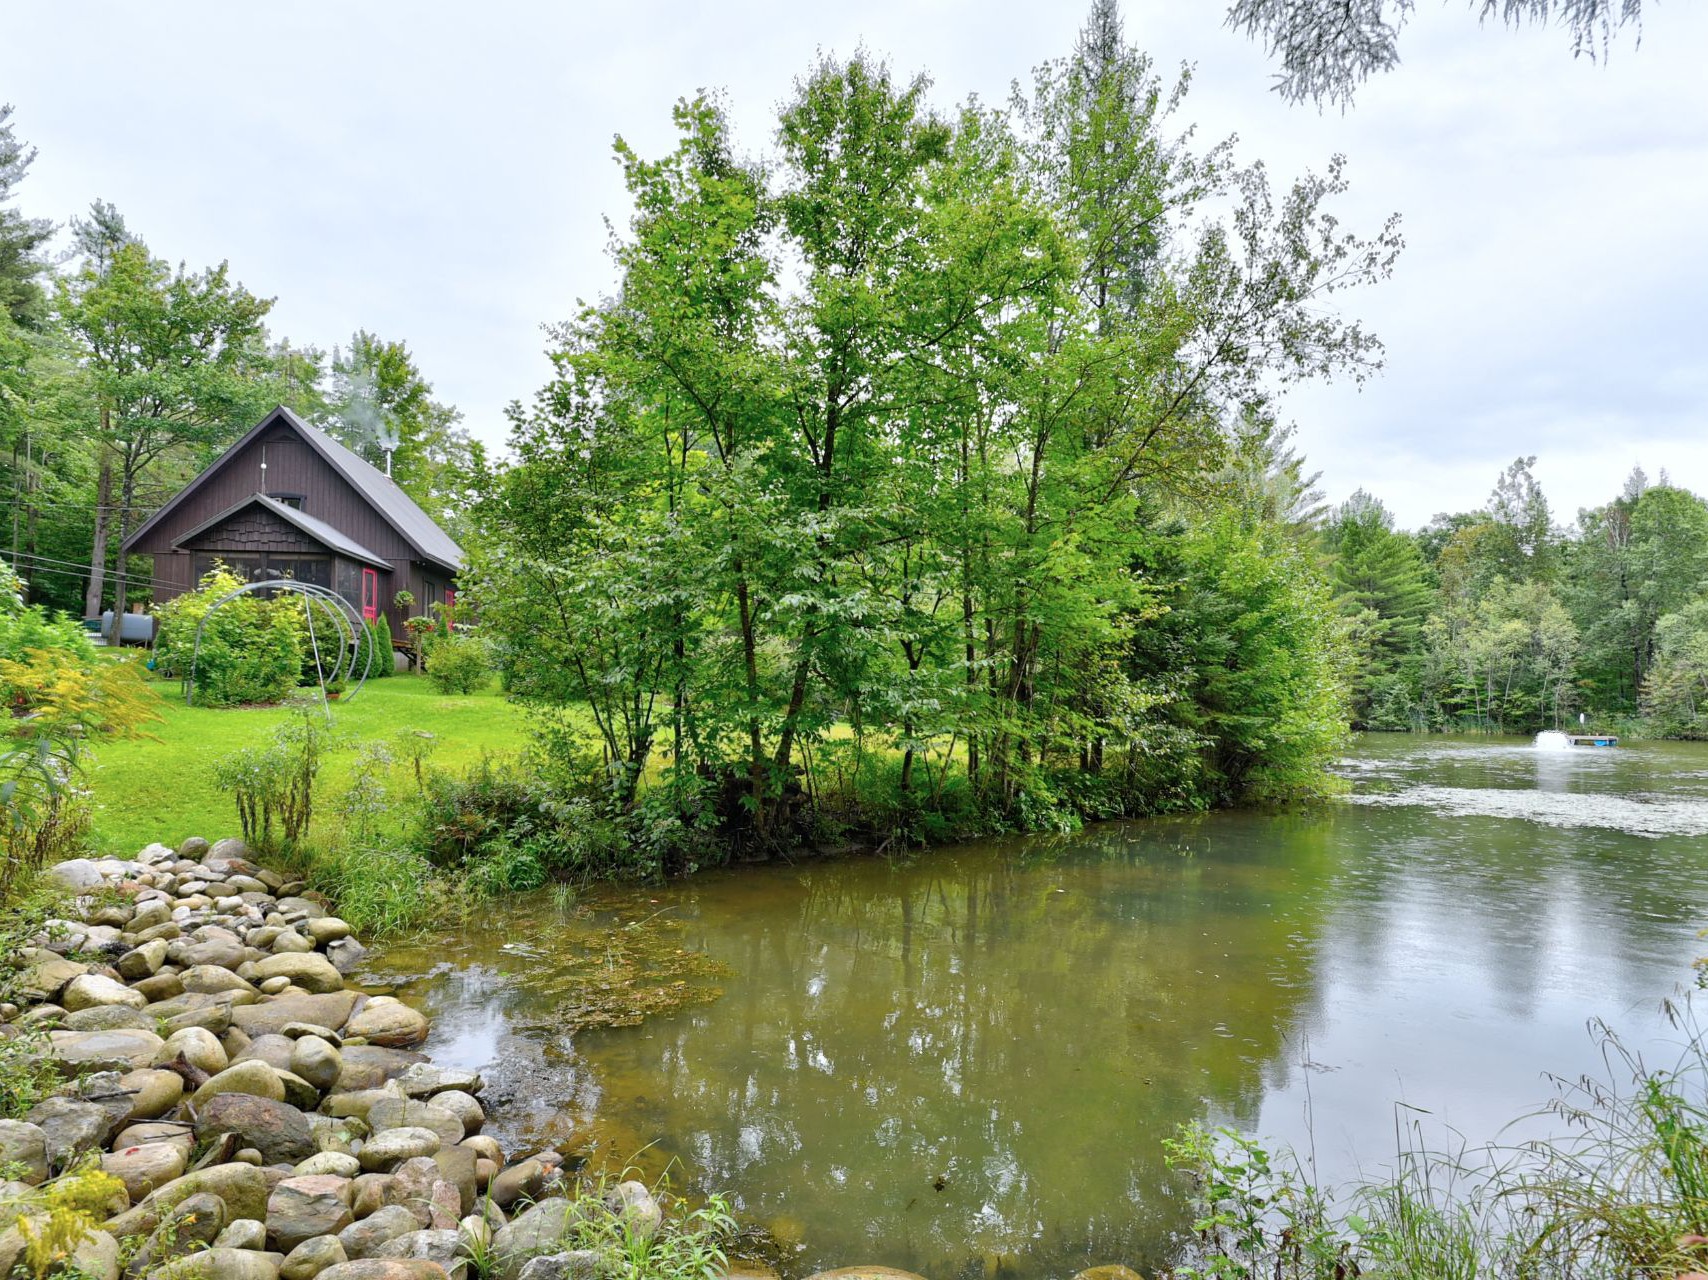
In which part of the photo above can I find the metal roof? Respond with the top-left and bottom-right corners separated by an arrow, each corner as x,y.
122,405 -> 465,573
171,493 -> 394,570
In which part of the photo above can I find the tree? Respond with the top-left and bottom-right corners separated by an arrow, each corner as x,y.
58,209 -> 275,619
0,105 -> 54,331
1322,490 -> 1431,725
1225,0 -> 1645,107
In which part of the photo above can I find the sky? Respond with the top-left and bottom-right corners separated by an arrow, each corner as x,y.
4,0 -> 1705,530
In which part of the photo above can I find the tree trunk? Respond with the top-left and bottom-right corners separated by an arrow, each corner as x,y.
85,442 -> 114,620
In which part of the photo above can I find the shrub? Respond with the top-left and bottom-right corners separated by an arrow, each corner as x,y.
156,566 -> 305,706
361,614 -> 394,679
211,709 -> 332,850
0,603 -> 94,665
423,632 -> 491,695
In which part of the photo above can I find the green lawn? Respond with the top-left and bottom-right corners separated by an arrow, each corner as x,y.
88,675 -> 532,856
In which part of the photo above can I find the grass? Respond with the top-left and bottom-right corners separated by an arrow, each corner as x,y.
86,674 -> 532,857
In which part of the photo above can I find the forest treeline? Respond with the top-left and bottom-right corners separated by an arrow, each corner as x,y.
4,1 -> 1701,861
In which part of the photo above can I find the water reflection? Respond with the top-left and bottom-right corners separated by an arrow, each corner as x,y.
376,737 -> 1708,1279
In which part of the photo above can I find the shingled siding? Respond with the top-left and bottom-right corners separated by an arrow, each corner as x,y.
181,507 -> 323,555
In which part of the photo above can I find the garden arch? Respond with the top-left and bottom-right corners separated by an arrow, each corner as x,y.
186,579 -> 374,719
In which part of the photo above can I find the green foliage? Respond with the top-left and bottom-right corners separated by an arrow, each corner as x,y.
359,614 -> 393,680
210,709 -> 330,850
1321,491 -> 1431,728
155,566 -> 304,707
1643,599 -> 1708,738
423,632 -> 490,695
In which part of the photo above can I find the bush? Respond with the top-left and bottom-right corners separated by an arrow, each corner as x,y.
211,710 -> 332,850
156,566 -> 304,706
423,632 -> 491,694
0,604 -> 94,666
359,614 -> 394,680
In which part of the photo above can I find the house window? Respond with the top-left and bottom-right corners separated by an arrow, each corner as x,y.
268,493 -> 306,510
361,568 -> 379,621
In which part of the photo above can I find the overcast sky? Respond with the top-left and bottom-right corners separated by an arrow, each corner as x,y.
4,1 -> 1704,529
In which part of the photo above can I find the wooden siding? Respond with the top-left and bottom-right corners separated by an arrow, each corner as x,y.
181,506 -> 322,555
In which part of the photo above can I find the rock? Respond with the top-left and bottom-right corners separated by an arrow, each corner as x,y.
46,857 -> 104,891
317,1262 -> 453,1280
63,972 -> 148,1012
359,1126 -> 442,1171
428,1092 -> 483,1137
193,1093 -> 316,1166
152,1246 -> 285,1280
282,1021 -> 343,1044
326,939 -> 369,975
306,918 -> 353,945
376,1229 -> 468,1280
182,964 -> 259,995
117,1067 -> 186,1122
215,1217 -> 270,1250
180,837 -> 212,858
112,1120 -> 196,1156
16,953 -> 88,1002
261,976 -> 295,995
488,1156 -> 560,1210
48,1027 -> 164,1074
132,971 -> 186,1003
344,999 -> 428,1049
428,1180 -> 462,1229
155,1025 -> 230,1076
802,1272 -> 932,1280
388,1159 -> 442,1227
190,1059 -> 286,1107
336,1046 -> 427,1092
254,953 -> 345,994
268,1174 -> 356,1252
177,934 -> 248,969
1072,1269 -> 1145,1280
23,1097 -> 116,1169
432,1145 -> 478,1215
234,991 -> 360,1037
604,1180 -> 661,1241
0,1120 -> 49,1184
278,1069 -> 325,1111
517,1255 -> 608,1280
297,1151 -> 362,1178
272,929 -> 316,955
117,939 -> 170,980
350,1174 -> 393,1219
321,1088 -> 397,1123
101,1140 -> 188,1201
282,1234 -> 349,1280
395,1064 -> 482,1100
207,837 -> 250,861
366,1099 -> 463,1146
62,1004 -> 156,1032
127,1191 -> 228,1273
131,899 -> 174,931
338,1203 -> 421,1258
236,1033 -> 300,1074
492,1199 -> 580,1280
291,1035 -> 343,1092
106,1161 -> 271,1237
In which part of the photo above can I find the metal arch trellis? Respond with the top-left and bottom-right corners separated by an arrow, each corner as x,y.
186,580 -> 374,721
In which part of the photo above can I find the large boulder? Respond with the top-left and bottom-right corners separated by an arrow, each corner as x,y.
358,1127 -> 441,1172
106,1161 -> 271,1237
267,1174 -> 356,1253
23,1097 -> 117,1170
194,1093 -> 316,1166
234,991 -> 360,1038
190,1059 -> 286,1108
0,1120 -> 49,1185
151,1246 -> 286,1280
492,1199 -> 582,1280
154,1025 -> 230,1076
101,1140 -> 188,1201
63,973 -> 148,1012
366,1099 -> 463,1147
46,858 -> 104,892
48,1027 -> 163,1074
337,1204 -> 421,1259
344,999 -> 428,1049
15,952 -> 88,1002
281,1234 -> 348,1280
254,953 -> 345,994
116,1067 -> 185,1123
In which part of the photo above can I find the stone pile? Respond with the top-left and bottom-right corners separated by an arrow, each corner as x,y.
0,841 -> 663,1280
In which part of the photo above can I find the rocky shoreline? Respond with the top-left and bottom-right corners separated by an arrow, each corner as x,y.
0,840 -> 674,1280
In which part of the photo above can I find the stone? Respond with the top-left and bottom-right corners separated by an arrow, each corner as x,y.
23,1097 -> 116,1169
459,1135 -> 501,1168
268,1174 -> 356,1253
180,837 -> 212,857
182,964 -> 258,995
126,1191 -> 228,1273
326,939 -> 370,975
155,1025 -> 230,1075
291,1034 -> 343,1092
16,953 -> 88,1002
337,1203 -> 420,1259
132,971 -> 186,1002
321,1088 -> 398,1122
190,1058 -> 286,1107
604,1180 -> 661,1241
277,1069 -> 325,1111
517,1255 -> 607,1280
193,1093 -> 316,1166
1072,1269 -> 1145,1280
428,1180 -> 461,1229
131,899 -> 174,931
117,938 -> 170,980
177,934 -> 248,969
344,999 -> 428,1048
154,1246 -> 285,1280
48,1026 -> 163,1074
802,1272 -> 932,1280
46,857 -> 104,891
428,1092 -> 483,1137
277,895 -> 328,920
101,1140 -> 189,1201
297,1151 -> 362,1178
432,1145 -> 478,1215
317,1262 -> 453,1280
375,1229 -> 468,1280
306,917 -> 353,945
0,1120 -> 49,1184
105,1161 -> 271,1237
359,1126 -> 441,1171
112,1120 -> 196,1156
234,990 -> 360,1037
254,953 -> 345,994
282,1234 -> 349,1280
63,972 -> 148,1011
492,1199 -> 581,1280
349,1173 -> 393,1219
62,1004 -> 155,1032
260,976 -> 295,995
395,1064 -> 482,1100
336,1046 -> 427,1092
366,1099 -> 463,1146
207,837 -> 250,861
388,1159 -> 442,1227
236,1033 -> 300,1073
215,1217 -> 270,1250
488,1156 -> 560,1210
116,1067 -> 185,1122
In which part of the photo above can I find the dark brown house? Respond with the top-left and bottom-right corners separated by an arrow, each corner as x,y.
123,406 -> 463,635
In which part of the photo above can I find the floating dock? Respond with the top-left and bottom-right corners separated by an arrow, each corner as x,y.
1567,734 -> 1619,747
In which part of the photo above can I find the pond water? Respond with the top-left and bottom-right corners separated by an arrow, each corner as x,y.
370,736 -> 1708,1278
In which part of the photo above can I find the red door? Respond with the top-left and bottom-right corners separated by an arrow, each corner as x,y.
361,568 -> 379,621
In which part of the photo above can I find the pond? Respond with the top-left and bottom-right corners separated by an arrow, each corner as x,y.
369,735 -> 1708,1278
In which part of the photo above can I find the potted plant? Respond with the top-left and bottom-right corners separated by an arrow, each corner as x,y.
323,678 -> 346,702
